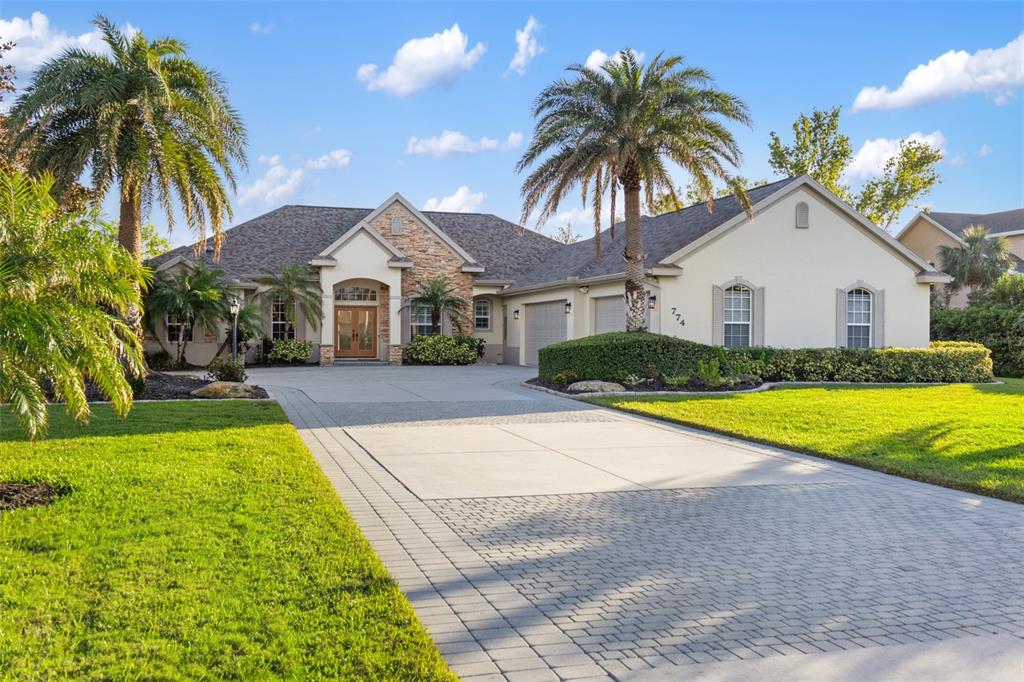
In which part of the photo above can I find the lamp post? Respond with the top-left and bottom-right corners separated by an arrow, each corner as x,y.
229,297 -> 240,363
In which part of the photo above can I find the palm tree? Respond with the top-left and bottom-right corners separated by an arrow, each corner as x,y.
938,225 -> 1014,297
213,301 -> 264,359
402,278 -> 469,335
144,263 -> 231,366
254,264 -> 323,332
517,50 -> 751,331
0,168 -> 146,439
6,15 -> 246,266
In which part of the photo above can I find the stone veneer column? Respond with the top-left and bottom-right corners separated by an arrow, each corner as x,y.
318,344 -> 334,366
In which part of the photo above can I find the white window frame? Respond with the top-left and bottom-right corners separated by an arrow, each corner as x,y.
474,299 -> 491,331
846,288 -> 872,349
723,285 -> 752,349
410,304 -> 437,338
271,297 -> 295,341
165,314 -> 193,344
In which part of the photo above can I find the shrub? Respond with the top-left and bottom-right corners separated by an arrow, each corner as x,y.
267,339 -> 313,364
695,359 -> 723,389
145,349 -> 175,371
405,335 -> 477,365
931,279 -> 1024,378
550,370 -> 579,385
539,331 -> 994,384
453,333 -> 485,359
206,357 -> 247,383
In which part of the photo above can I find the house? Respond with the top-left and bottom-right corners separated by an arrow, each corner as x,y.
146,175 -> 949,366
896,208 -> 1023,307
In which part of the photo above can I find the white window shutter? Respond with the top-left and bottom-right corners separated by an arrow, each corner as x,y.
753,287 -> 765,346
712,285 -> 724,345
835,289 -> 847,347
872,290 -> 885,347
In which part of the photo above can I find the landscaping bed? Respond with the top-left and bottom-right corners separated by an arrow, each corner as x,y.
0,401 -> 454,679
590,378 -> 1024,503
77,372 -> 268,401
0,482 -> 61,512
527,374 -> 764,395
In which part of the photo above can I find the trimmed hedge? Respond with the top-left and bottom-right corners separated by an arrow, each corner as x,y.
406,335 -> 478,365
931,276 -> 1024,378
538,332 -> 994,384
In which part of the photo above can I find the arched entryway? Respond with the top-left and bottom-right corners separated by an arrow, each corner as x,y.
333,279 -> 387,359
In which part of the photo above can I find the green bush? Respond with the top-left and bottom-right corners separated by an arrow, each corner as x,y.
406,335 -> 478,365
145,349 -> 174,371
453,333 -> 485,359
932,276 -> 1024,377
267,339 -> 313,364
538,331 -> 994,384
206,357 -> 247,382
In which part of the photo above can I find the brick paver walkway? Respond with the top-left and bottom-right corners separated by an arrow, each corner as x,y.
262,367 -> 1024,681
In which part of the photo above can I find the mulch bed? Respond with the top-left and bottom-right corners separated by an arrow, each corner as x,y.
528,375 -> 764,394
0,482 -> 61,512
72,372 -> 269,402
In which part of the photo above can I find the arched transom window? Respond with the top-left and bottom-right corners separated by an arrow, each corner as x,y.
846,288 -> 872,348
723,285 -> 752,348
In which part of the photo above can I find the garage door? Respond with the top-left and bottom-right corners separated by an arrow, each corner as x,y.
594,296 -> 625,334
524,300 -> 567,365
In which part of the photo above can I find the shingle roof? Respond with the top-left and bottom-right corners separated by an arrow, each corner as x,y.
928,209 -> 1023,237
147,178 -> 798,288
505,177 -> 796,289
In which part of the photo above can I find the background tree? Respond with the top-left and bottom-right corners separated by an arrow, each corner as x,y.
649,176 -> 771,215
97,222 -> 172,260
402,278 -> 469,334
768,106 -> 852,200
553,223 -> 581,244
0,169 -> 146,439
518,50 -> 751,330
6,15 -> 246,266
855,140 -> 943,230
254,264 -> 323,331
144,263 -> 231,366
938,225 -> 1014,296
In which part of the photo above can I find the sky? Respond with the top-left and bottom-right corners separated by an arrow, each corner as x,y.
2,1 -> 1023,249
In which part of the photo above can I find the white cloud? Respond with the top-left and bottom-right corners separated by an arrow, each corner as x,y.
405,130 -> 522,157
853,34 -> 1024,110
304,148 -> 352,170
507,16 -> 543,75
238,155 -> 304,206
356,24 -> 485,96
249,22 -> 273,35
0,12 -> 137,75
844,131 -> 946,182
585,49 -> 645,71
977,143 -> 992,157
422,185 -> 485,212
949,154 -> 965,167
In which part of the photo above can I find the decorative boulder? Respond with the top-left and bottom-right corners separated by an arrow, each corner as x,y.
566,380 -> 626,394
190,381 -> 255,399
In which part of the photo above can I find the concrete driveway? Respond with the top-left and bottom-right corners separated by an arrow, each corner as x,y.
254,364 -> 1024,681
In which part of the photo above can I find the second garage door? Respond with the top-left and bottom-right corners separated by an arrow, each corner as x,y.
593,295 -> 626,334
524,300 -> 567,365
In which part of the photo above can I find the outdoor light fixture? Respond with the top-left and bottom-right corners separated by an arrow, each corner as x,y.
229,297 -> 241,363
513,309 -> 520,320
649,294 -> 657,310
579,286 -> 590,293
564,301 -> 572,315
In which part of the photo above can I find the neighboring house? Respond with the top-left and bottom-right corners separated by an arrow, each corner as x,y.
147,175 -> 948,366
896,208 -> 1023,307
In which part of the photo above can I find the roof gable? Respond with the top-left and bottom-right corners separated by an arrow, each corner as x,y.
348,193 -> 480,266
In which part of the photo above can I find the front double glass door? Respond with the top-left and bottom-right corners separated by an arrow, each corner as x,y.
335,307 -> 377,358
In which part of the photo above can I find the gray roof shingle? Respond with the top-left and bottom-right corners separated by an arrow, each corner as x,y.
928,208 -> 1023,237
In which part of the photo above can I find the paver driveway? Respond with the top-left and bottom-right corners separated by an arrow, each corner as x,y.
252,365 -> 1024,681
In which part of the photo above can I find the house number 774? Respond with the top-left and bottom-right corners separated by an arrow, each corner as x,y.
670,307 -> 686,327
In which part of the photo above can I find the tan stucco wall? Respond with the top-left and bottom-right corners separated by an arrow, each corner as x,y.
1007,235 -> 1024,265
898,216 -> 960,268
658,186 -> 931,348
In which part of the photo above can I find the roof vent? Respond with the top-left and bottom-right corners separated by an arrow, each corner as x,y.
390,216 -> 403,236
795,202 -> 810,229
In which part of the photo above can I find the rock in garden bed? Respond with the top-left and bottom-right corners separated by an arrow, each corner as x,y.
0,482 -> 61,511
78,371 -> 268,401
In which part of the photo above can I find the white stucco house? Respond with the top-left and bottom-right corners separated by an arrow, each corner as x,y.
146,175 -> 950,366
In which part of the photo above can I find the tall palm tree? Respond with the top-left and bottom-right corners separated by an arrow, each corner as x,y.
6,15 -> 246,265
517,50 -> 751,331
938,225 -> 1014,297
144,263 -> 231,366
0,168 -> 146,439
254,264 -> 323,332
402,278 -> 469,335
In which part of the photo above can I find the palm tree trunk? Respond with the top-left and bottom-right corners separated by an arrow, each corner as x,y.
118,182 -> 145,341
622,176 -> 647,331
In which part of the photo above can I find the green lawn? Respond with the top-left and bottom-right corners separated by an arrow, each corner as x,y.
589,378 -> 1024,503
0,402 -> 454,680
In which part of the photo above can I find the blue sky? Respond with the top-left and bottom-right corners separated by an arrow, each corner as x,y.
3,2 -> 1023,248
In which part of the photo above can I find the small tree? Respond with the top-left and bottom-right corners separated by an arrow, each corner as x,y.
403,279 -> 469,335
0,169 -> 146,439
939,225 -> 1014,296
145,263 -> 231,366
553,223 -> 581,244
254,264 -> 323,331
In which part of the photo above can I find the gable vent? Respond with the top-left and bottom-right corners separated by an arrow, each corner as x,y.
795,202 -> 810,229
390,216 -> 403,235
